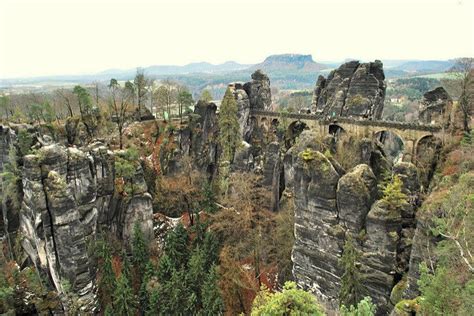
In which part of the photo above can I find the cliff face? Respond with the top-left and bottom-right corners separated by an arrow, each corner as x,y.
177,100 -> 219,177
228,70 -> 272,141
288,131 -> 421,314
0,127 -> 153,312
311,60 -> 386,119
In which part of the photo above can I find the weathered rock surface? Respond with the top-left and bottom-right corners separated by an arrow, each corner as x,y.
0,126 -> 154,313
244,70 -> 272,111
283,130 -> 326,192
0,125 -> 20,241
177,101 -> 219,176
337,164 -> 377,234
419,87 -> 453,127
289,128 -> 421,314
311,60 -> 386,119
291,147 -> 343,308
228,70 -> 272,142
228,83 -> 252,141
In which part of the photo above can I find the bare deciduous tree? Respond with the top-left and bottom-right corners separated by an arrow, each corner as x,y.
444,58 -> 473,132
108,79 -> 133,149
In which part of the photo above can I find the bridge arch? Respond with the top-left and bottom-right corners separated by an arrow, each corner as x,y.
328,123 -> 345,138
260,117 -> 269,132
374,130 -> 405,163
286,120 -> 309,149
414,134 -> 442,157
271,118 -> 280,128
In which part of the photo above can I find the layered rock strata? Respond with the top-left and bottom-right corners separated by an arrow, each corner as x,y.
290,131 -> 421,314
311,60 -> 386,119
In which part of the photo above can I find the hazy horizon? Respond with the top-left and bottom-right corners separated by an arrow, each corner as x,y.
1,0 -> 473,79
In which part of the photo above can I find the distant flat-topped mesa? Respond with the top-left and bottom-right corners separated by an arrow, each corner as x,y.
311,60 -> 386,120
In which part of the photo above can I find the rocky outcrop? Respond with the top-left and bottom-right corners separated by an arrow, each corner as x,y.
283,130 -> 325,192
228,83 -> 252,141
337,164 -> 378,234
228,70 -> 272,142
291,147 -> 343,308
244,70 -> 272,111
178,100 -> 219,177
419,87 -> 453,127
0,126 -> 155,312
0,126 -> 20,242
311,60 -> 386,119
289,126 -> 421,314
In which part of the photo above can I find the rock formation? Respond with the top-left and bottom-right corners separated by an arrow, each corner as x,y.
229,70 -> 272,142
228,83 -> 252,141
311,60 -> 386,119
418,87 -> 453,127
0,126 -> 154,312
244,70 -> 272,111
177,100 -> 219,176
289,130 -> 421,314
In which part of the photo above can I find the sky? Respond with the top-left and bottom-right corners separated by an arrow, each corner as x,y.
0,0 -> 473,78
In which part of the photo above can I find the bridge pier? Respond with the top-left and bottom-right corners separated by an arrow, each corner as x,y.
402,139 -> 415,162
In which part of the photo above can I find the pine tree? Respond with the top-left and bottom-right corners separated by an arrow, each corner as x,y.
186,247 -> 207,311
121,250 -> 131,283
159,269 -> 190,315
157,253 -> 174,283
382,175 -> 408,212
146,288 -> 160,316
202,231 -> 220,271
139,261 -> 155,313
132,222 -> 149,283
164,223 -> 189,269
218,88 -> 241,163
201,265 -> 224,315
200,89 -> 213,103
339,235 -> 364,308
97,241 -> 116,308
113,274 -> 136,316
103,305 -> 114,316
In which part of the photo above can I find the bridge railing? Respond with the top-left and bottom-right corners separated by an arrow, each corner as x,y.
249,110 -> 442,132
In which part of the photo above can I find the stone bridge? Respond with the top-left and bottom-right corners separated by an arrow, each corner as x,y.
250,110 -> 446,162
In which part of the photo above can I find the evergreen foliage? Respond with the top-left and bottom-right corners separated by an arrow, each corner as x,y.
339,235 -> 364,308
201,266 -> 224,315
113,274 -> 136,316
340,296 -> 376,316
97,241 -> 116,307
121,250 -> 132,283
251,281 -> 324,315
163,223 -> 190,269
381,175 -> 408,212
139,261 -> 155,312
132,222 -> 149,279
200,90 -> 213,102
146,288 -> 160,316
218,88 -> 240,163
154,222 -> 222,315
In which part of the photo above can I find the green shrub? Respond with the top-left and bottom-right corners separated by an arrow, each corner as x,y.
251,281 -> 324,316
